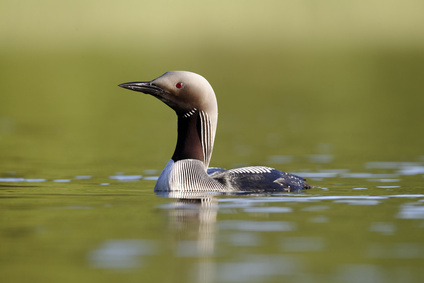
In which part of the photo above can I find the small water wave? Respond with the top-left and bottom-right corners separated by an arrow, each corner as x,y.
0,178 -> 47,182
88,239 -> 157,269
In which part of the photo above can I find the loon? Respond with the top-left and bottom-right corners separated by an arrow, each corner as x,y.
119,71 -> 311,193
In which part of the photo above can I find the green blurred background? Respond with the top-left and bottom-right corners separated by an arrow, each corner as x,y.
2,2 -> 424,283
1,0 -> 424,177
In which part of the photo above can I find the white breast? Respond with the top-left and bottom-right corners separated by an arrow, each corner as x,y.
154,159 -> 225,192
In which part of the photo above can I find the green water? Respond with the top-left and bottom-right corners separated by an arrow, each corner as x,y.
1,46 -> 424,283
2,1 -> 424,281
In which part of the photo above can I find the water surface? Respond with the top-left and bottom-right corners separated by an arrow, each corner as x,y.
2,158 -> 424,283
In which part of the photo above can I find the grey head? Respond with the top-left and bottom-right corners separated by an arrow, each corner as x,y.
119,71 -> 218,119
119,71 -> 218,168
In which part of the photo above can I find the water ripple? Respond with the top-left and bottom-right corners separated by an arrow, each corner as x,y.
219,220 -> 296,232
243,206 -> 292,213
109,175 -> 143,181
397,203 -> 424,219
87,239 -> 156,269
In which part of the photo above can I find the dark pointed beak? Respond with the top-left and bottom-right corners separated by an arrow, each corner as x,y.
118,81 -> 164,96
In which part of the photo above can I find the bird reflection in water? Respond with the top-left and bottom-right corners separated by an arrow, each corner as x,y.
157,191 -> 221,283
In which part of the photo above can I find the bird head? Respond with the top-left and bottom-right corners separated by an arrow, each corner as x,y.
119,71 -> 218,118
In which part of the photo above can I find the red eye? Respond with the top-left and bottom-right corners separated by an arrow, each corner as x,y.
176,82 -> 183,89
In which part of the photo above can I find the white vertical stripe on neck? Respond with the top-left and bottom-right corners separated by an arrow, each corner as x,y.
199,110 -> 215,168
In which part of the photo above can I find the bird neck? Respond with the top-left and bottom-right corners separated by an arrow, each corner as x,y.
171,110 -> 216,168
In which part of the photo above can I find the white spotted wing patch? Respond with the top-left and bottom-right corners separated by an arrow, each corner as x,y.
228,166 -> 273,175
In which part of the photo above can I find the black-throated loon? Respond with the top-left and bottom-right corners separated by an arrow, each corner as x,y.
119,71 -> 311,193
